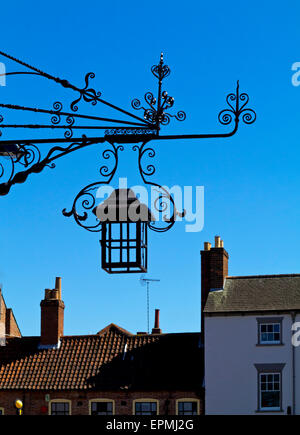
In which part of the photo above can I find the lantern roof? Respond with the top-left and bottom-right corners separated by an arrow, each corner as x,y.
94,188 -> 156,223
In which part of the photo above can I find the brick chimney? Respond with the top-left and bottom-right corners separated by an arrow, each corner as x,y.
40,277 -> 64,348
201,236 -> 229,330
151,309 -> 162,334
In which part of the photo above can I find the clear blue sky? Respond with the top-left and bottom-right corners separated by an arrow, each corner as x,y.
1,0 -> 300,336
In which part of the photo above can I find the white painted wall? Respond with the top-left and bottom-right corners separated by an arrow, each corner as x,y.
205,313 -> 300,415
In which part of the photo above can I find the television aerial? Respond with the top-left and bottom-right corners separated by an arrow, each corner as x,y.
140,275 -> 160,333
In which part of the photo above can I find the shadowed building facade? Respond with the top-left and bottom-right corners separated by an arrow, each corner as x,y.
0,278 -> 203,415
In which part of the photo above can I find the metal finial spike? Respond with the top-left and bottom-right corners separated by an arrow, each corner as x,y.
160,52 -> 164,64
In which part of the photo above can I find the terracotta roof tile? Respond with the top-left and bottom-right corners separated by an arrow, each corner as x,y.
0,324 -> 202,390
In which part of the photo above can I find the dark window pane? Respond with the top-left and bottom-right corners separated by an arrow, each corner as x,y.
259,323 -> 281,343
261,391 -> 280,408
178,401 -> 197,415
91,401 -> 113,415
51,402 -> 70,415
141,403 -> 150,412
135,402 -> 157,415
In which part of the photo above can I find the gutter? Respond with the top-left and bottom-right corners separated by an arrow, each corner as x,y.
292,311 -> 296,415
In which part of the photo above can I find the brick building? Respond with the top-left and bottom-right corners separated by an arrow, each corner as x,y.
0,278 -> 203,415
0,288 -> 21,343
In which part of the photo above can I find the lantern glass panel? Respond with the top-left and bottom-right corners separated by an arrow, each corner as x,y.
101,221 -> 147,273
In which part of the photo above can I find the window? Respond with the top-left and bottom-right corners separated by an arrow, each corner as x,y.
260,323 -> 280,344
177,401 -> 198,415
0,408 -> 4,415
50,401 -> 71,415
134,401 -> 158,415
257,317 -> 283,345
90,400 -> 114,415
259,373 -> 280,410
255,363 -> 285,412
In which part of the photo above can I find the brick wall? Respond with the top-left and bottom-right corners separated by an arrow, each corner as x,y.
0,390 -> 203,415
201,246 -> 228,332
0,291 -> 21,340
0,293 -> 5,340
5,309 -> 21,338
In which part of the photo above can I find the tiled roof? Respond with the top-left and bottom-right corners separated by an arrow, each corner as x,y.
204,274 -> 300,313
0,324 -> 202,390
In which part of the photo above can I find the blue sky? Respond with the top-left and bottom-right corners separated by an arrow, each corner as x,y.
1,0 -> 300,336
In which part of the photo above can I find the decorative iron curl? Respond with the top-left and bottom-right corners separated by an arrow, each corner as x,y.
0,138 -> 98,196
16,143 -> 41,168
0,142 -> 42,191
70,72 -> 101,112
133,144 -> 156,177
218,82 -> 256,127
133,142 -> 185,232
131,90 -> 186,127
62,143 -> 123,232
148,187 -> 185,233
131,54 -> 185,128
151,54 -> 171,80
51,101 -> 75,138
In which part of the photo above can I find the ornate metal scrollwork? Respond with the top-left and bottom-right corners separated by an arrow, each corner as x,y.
133,142 -> 185,232
218,81 -> 256,128
0,138 -> 99,196
70,72 -> 102,112
51,101 -> 75,138
104,128 -> 155,136
62,143 -> 124,232
131,53 -> 186,128
0,50 -> 256,241
0,143 -> 42,195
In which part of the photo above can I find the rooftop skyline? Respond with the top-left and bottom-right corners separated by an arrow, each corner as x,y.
1,0 -> 300,336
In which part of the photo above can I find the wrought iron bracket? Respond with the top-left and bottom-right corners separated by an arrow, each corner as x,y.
0,50 -> 256,233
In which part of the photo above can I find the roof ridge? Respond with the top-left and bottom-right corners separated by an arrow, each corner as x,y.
227,274 -> 300,279
97,323 -> 133,336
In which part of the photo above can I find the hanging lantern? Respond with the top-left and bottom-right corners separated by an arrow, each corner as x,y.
94,189 -> 155,274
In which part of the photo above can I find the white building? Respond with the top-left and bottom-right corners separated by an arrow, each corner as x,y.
202,237 -> 300,414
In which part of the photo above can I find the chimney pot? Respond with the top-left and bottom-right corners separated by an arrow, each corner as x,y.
152,308 -> 162,334
215,235 -> 221,248
204,242 -> 211,251
55,277 -> 62,300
